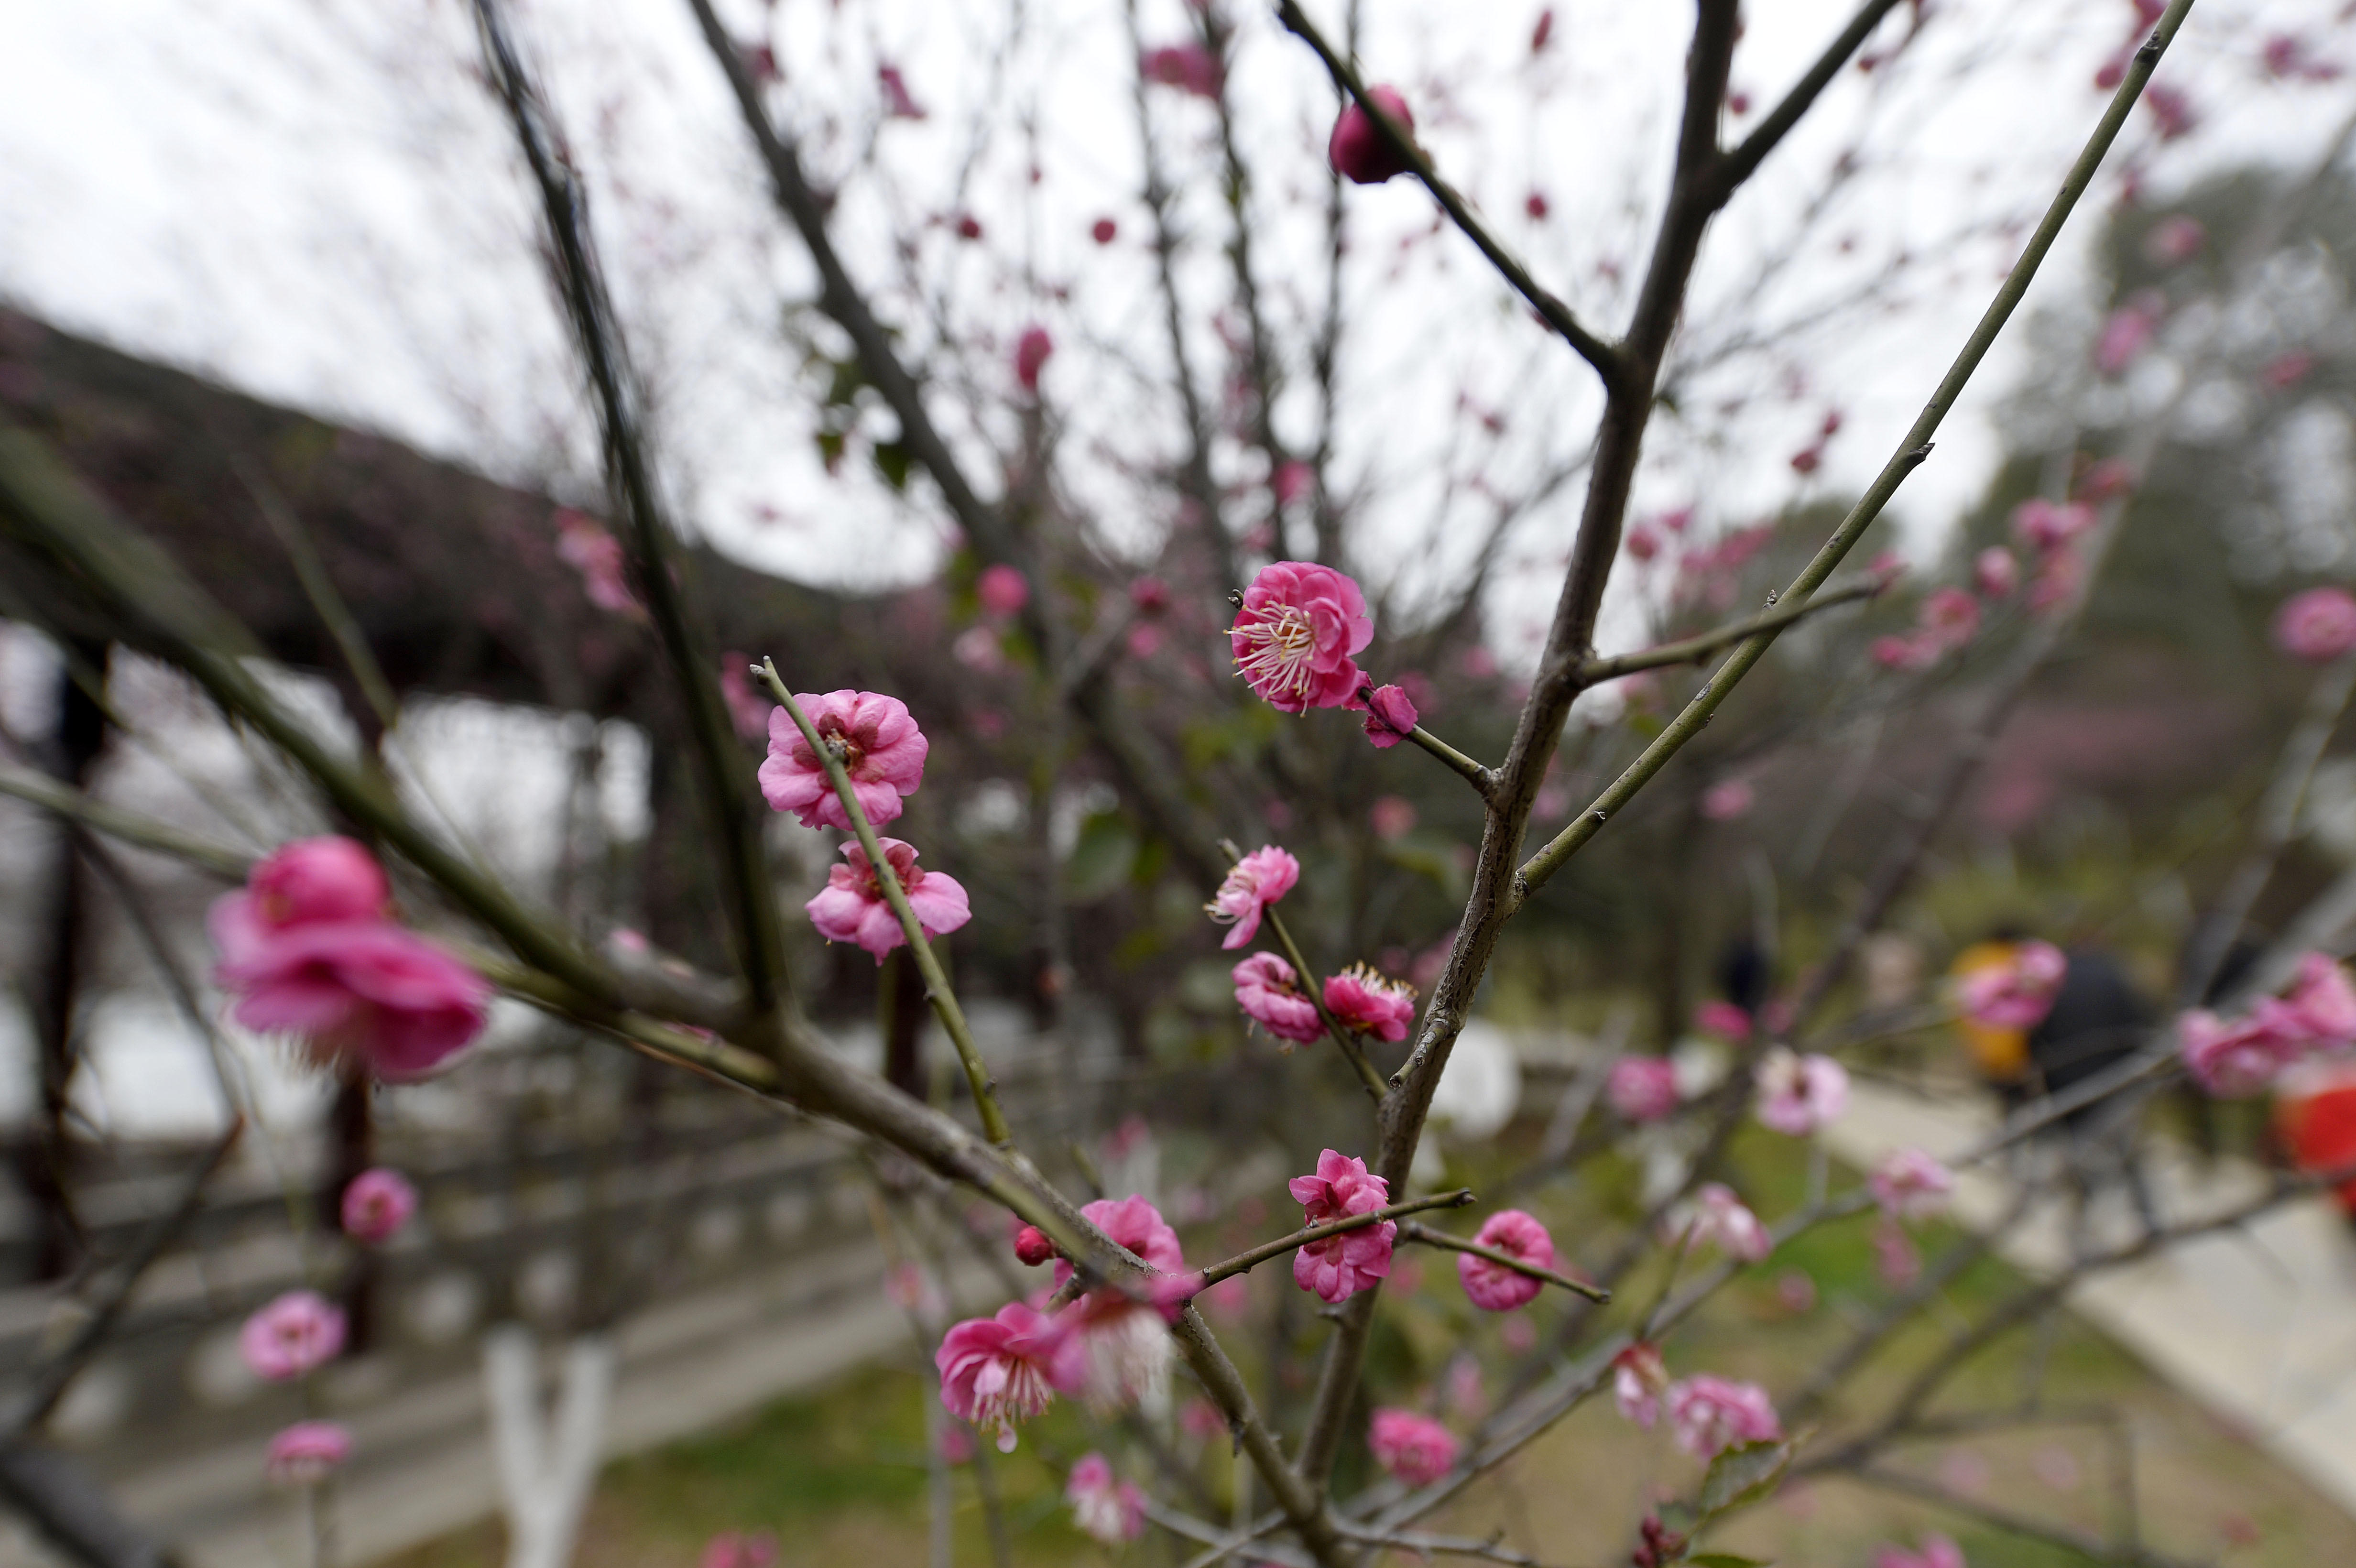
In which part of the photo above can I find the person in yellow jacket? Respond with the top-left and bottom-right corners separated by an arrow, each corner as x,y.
1950,936 -> 2033,1096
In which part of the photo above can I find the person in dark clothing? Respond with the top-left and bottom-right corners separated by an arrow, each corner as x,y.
2025,947 -> 2160,1236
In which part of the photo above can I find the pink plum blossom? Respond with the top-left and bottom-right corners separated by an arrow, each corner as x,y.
1693,1000 -> 1753,1045
1233,952 -> 1324,1045
1872,633 -> 1940,673
264,1421 -> 350,1486
701,1533 -> 780,1568
2094,291 -> 2164,376
2287,952 -> 2356,1045
1230,562 -> 1374,713
1974,546 -> 2019,599
2011,498 -> 2095,554
1667,1375 -> 1782,1459
2180,1005 -> 2306,1097
1204,845 -> 1300,948
1273,459 -> 1315,508
2076,458 -> 2136,505
340,1168 -> 417,1244
1369,795 -> 1418,839
1057,1195 -> 1186,1285
553,509 -> 642,618
1613,1341 -> 1669,1428
1957,940 -> 2066,1030
1066,1453 -> 1146,1545
2261,350 -> 2317,392
1140,43 -> 1221,98
210,900 -> 490,1081
1686,1183 -> 1769,1263
1920,586 -> 1981,652
1367,1407 -> 1458,1486
1876,1534 -> 1966,1568
1014,325 -> 1054,392
759,690 -> 929,831
1874,1219 -> 1921,1286
1699,780 -> 1755,821
976,564 -> 1029,619
1128,576 -> 1171,614
804,838 -> 971,961
936,1301 -> 1072,1451
1329,86 -> 1417,185
240,1291 -> 347,1382
1870,1148 -> 1954,1220
243,838 -> 389,928
1324,964 -> 1417,1042
1608,1057 -> 1680,1123
1755,1047 -> 1850,1136
2273,588 -> 2356,663
1457,1209 -> 1556,1311
1359,684 -> 1419,749
1290,1150 -> 1396,1303
2028,545 -> 2084,615
2143,214 -> 2205,266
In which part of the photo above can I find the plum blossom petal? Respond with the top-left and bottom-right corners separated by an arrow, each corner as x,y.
340,1167 -> 418,1244
265,1421 -> 350,1486
1324,963 -> 1417,1042
1205,846 -> 1299,949
240,1291 -> 347,1382
1667,1375 -> 1782,1459
936,1301 -> 1069,1451
1457,1209 -> 1556,1311
805,838 -> 970,962
1289,1150 -> 1396,1303
212,910 -> 491,1080
1755,1048 -> 1849,1136
1612,1341 -> 1669,1428
1368,1407 -> 1458,1486
1329,87 -> 1418,185
758,690 -> 929,831
1233,952 -> 1325,1045
1684,1183 -> 1769,1263
1229,563 -> 1374,713
1608,1056 -> 1680,1123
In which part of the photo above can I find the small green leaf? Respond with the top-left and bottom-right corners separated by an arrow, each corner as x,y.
1696,1438 -> 1791,1521
824,357 -> 866,408
815,428 -> 846,472
1681,1554 -> 1772,1568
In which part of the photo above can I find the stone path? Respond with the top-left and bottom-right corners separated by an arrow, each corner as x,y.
1823,1077 -> 2356,1520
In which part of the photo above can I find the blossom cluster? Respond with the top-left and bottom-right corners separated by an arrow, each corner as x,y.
1611,1342 -> 1783,1459
2180,952 -> 2356,1097
756,687 -> 973,960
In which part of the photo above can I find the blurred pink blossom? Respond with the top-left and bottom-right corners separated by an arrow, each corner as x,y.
1873,1219 -> 1921,1287
2180,1004 -> 2304,1097
1686,1183 -> 1769,1263
1608,1057 -> 1681,1123
936,1301 -> 1071,1452
2143,214 -> 2206,265
1870,1148 -> 1954,1220
1920,586 -> 1981,651
1014,326 -> 1054,392
1140,43 -> 1221,98
877,63 -> 927,119
1066,1453 -> 1146,1544
1875,1532 -> 1966,1568
1329,86 -> 1417,185
553,509 -> 642,618
1693,999 -> 1753,1044
1613,1341 -> 1669,1428
2273,587 -> 2356,662
340,1168 -> 417,1244
1700,779 -> 1755,821
1369,795 -> 1418,838
264,1421 -> 350,1486
1974,546 -> 2019,599
2260,350 -> 2317,391
1957,940 -> 2065,1030
2094,291 -> 2165,376
2011,498 -> 2096,553
976,564 -> 1030,619
240,1291 -> 346,1382
1090,216 -> 1118,245
1668,1376 -> 1781,1459
1368,1407 -> 1458,1486
1273,459 -> 1314,508
1755,1048 -> 1849,1135
717,656 -> 771,740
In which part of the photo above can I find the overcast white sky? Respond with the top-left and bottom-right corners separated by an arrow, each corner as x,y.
1,0 -> 2351,663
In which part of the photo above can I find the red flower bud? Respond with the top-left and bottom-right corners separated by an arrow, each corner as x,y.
1013,1225 -> 1057,1267
1328,86 -> 1417,186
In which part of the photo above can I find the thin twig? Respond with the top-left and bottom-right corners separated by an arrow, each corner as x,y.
755,662 -> 1012,1145
230,457 -> 401,734
1577,577 -> 1884,684
0,763 -> 252,882
1273,0 -> 1621,385
1261,901 -> 1390,1102
1398,1221 -> 1610,1303
1196,1190 -> 1473,1287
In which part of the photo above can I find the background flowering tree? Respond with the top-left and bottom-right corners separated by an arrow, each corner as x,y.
7,0 -> 2356,1565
